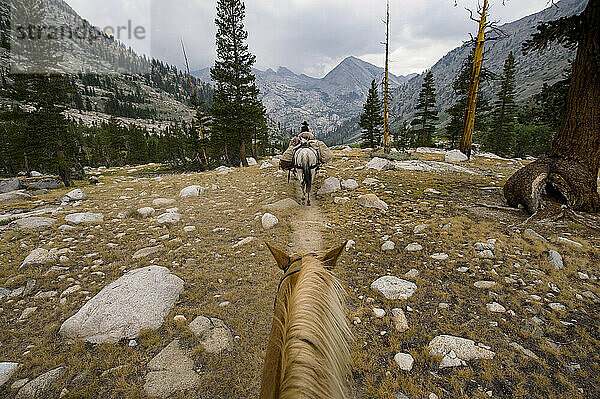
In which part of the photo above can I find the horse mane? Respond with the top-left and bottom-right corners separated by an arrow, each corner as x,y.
275,256 -> 352,399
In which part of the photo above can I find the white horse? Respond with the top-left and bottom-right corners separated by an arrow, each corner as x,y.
293,141 -> 319,206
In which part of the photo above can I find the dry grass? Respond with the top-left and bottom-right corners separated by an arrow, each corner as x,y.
0,151 -> 599,398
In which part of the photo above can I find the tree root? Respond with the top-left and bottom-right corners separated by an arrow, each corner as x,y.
504,158 -> 600,214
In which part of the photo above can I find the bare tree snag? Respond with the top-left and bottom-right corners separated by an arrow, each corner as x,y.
504,0 -> 600,214
383,0 -> 392,154
460,0 -> 488,159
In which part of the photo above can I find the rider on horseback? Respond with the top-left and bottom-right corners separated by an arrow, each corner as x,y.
280,121 -> 332,170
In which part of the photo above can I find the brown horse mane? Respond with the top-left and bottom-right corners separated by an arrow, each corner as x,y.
274,255 -> 352,399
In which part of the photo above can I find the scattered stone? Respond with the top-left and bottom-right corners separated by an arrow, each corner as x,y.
549,302 -> 566,311
439,350 -> 466,369
30,171 -> 42,177
62,189 -> 86,202
20,248 -> 57,269
362,178 -> 379,185
366,157 -> 396,171
405,269 -> 419,279
0,190 -> 31,203
371,276 -> 417,300
413,224 -> 428,234
233,236 -> 255,248
373,308 -> 386,318
246,157 -> 258,166
32,177 -> 61,190
547,250 -> 564,270
558,237 -> 584,248
478,250 -> 495,259
358,194 -> 388,211
88,176 -> 99,185
429,335 -> 495,368
189,316 -> 234,353
216,166 -> 233,175
143,340 -> 200,398
183,226 -> 196,233
334,197 -> 350,204
317,177 -> 341,195
578,272 -> 589,280
260,161 -> 273,169
345,240 -> 355,251
156,213 -> 182,224
0,362 -> 19,387
59,266 -> 184,344
60,285 -> 81,298
391,308 -> 409,332
0,178 -> 23,194
263,198 -> 300,211
405,243 -> 423,252
341,179 -> 359,189
65,212 -> 104,225
523,228 -> 547,243
430,253 -> 448,261
8,217 -> 56,230
581,291 -> 600,303
180,185 -> 204,198
486,302 -> 506,313
424,188 -> 441,195
474,281 -> 496,289
15,367 -> 65,399
137,207 -> 155,218
381,241 -> 395,251
475,242 -> 494,251
173,315 -> 187,323
445,149 -> 468,162
510,342 -> 539,360
152,198 -> 176,207
394,353 -> 414,371
262,213 -> 279,229
132,245 -> 164,260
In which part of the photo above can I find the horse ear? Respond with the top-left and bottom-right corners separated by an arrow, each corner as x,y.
265,241 -> 291,271
320,241 -> 348,269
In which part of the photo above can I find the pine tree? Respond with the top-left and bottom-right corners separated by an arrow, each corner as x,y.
412,71 -> 438,147
359,80 -> 384,148
210,0 -> 266,167
485,52 -> 517,156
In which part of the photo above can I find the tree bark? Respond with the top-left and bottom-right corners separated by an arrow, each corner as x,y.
504,0 -> 600,213
240,140 -> 249,167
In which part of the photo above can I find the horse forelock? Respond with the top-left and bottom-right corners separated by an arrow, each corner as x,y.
274,256 -> 352,399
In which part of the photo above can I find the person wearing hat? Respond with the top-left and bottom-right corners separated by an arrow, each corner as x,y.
280,121 -> 331,170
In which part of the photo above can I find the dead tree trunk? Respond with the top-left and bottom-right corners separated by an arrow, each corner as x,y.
504,0 -> 600,213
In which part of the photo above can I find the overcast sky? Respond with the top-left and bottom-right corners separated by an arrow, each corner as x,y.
67,0 -> 552,77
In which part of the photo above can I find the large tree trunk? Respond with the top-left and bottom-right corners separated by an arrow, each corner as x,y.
504,0 -> 600,213
240,140 -> 249,167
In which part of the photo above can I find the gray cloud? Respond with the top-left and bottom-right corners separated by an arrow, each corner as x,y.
67,0 -> 551,77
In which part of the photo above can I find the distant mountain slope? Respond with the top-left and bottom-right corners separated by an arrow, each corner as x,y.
193,56 -> 417,138
0,0 -> 211,130
389,0 -> 587,129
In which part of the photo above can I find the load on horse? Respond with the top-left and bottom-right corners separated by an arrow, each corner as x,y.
280,122 -> 333,205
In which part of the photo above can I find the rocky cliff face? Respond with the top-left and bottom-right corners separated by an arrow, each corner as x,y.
193,56 -> 416,138
389,0 -> 587,128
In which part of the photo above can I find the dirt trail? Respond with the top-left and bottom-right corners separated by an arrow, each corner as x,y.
289,185 -> 326,255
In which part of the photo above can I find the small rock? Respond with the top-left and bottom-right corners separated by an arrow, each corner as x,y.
366,157 -> 396,171
263,198 -> 300,211
486,302 -> 506,313
558,237 -> 583,248
334,197 -> 350,204
20,248 -> 57,270
371,276 -> 417,300
156,213 -> 182,224
362,178 -> 379,185
549,302 -> 566,311
261,213 -> 279,229
232,237 -> 255,248
189,316 -> 234,353
15,367 -> 65,399
547,250 -> 564,270
373,308 -> 386,318
478,250 -> 495,259
132,245 -> 164,260
510,342 -> 539,359
137,207 -> 155,218
9,217 -> 56,230
391,308 -> 409,332
393,353 -> 414,371
413,224 -> 428,234
430,253 -> 448,261
405,243 -> 423,252
341,179 -> 359,189
65,212 -> 104,225
152,198 -> 176,207
523,228 -> 547,243
183,226 -> 196,233
381,241 -> 395,251
180,185 -> 204,198
62,189 -> 86,202
445,149 -> 468,162
404,269 -> 419,279
358,194 -> 388,211
474,281 -> 496,289
317,177 -> 341,195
